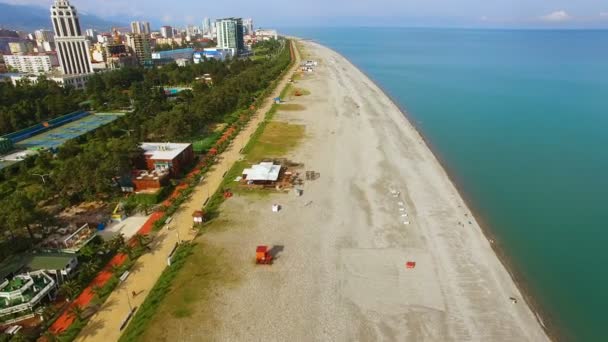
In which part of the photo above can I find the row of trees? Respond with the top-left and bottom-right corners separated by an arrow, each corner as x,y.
0,78 -> 86,135
0,40 -> 290,251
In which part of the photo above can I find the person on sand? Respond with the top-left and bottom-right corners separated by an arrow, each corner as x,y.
132,291 -> 137,298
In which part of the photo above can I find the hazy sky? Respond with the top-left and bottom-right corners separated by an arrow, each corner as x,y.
5,0 -> 608,28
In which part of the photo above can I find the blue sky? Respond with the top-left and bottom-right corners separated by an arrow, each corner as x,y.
4,0 -> 608,28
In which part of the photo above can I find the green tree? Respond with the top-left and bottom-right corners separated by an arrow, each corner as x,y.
58,280 -> 80,301
2,191 -> 41,241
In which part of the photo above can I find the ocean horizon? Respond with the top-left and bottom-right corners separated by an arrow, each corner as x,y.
281,27 -> 608,341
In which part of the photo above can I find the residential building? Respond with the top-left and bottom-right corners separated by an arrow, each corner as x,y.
202,17 -> 212,35
50,0 -> 94,75
34,30 -> 54,43
85,28 -> 97,41
130,21 -> 141,34
3,54 -> 59,74
131,21 -> 151,34
8,41 -> 34,55
160,26 -> 173,39
0,36 -> 22,54
243,18 -> 254,35
215,17 -> 244,53
126,33 -> 152,66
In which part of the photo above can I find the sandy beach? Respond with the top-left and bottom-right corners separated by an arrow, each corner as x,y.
141,40 -> 551,341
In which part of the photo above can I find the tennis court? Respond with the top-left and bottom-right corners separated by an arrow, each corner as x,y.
14,113 -> 122,150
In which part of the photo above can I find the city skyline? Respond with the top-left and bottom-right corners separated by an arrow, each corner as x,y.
1,0 -> 608,28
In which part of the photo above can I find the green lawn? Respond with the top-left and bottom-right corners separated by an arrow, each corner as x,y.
245,121 -> 305,162
130,238 -> 238,342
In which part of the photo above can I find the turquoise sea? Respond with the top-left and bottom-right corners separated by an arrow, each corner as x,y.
282,27 -> 608,341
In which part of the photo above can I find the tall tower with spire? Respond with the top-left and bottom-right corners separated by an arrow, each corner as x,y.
50,0 -> 93,75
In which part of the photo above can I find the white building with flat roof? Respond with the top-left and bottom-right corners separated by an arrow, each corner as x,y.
3,54 -> 58,74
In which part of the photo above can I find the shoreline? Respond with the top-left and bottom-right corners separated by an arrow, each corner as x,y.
301,38 -> 557,340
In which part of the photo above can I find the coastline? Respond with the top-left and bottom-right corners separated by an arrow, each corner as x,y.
308,37 -> 568,341
133,38 -> 553,341
309,39 -> 561,341
300,39 -> 551,340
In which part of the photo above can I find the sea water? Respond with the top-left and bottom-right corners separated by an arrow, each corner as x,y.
282,27 -> 608,341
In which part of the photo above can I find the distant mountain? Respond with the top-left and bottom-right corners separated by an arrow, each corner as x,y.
0,2 -> 123,32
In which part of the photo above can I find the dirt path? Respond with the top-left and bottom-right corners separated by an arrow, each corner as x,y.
74,41 -> 300,342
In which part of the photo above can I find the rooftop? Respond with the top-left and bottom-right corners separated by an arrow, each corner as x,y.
242,162 -> 281,182
141,142 -> 191,161
0,253 -> 76,280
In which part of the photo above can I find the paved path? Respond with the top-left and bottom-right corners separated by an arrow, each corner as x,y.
74,41 -> 300,342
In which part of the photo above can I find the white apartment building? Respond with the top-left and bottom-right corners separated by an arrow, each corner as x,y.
3,54 -> 59,74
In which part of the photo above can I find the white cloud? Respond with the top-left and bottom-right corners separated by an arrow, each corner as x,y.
540,10 -> 571,22
600,12 -> 608,18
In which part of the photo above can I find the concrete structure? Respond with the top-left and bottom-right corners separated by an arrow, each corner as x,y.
126,33 -> 152,66
193,48 -> 233,62
202,18 -> 212,35
34,30 -> 54,43
215,17 -> 244,53
160,26 -> 173,39
151,48 -> 194,63
131,21 -> 151,35
141,142 -> 194,176
85,28 -> 97,40
50,0 -> 94,76
2,54 -> 59,74
8,41 -> 34,55
243,18 -> 254,35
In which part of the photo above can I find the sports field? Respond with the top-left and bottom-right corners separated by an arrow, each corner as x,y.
15,113 -> 122,150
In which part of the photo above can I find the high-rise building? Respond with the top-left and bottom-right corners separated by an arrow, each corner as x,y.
126,33 -> 151,66
202,18 -> 212,35
160,26 -> 173,39
50,0 -> 93,75
131,21 -> 151,35
130,21 -> 142,34
243,18 -> 254,35
215,18 -> 244,53
187,25 -> 199,37
34,30 -> 55,43
85,29 -> 97,39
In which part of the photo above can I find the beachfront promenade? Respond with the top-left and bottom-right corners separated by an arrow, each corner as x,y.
72,41 -> 300,342
138,40 -> 550,341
